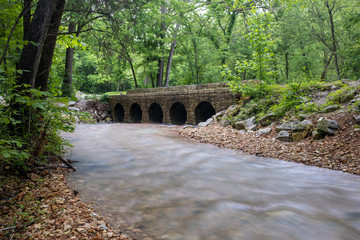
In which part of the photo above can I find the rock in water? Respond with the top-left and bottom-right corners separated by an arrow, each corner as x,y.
316,117 -> 339,136
276,130 -> 291,142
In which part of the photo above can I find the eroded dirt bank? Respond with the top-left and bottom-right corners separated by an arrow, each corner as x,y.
180,112 -> 360,175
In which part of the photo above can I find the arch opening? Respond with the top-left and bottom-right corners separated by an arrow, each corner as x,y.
195,101 -> 216,124
114,103 -> 125,122
130,103 -> 142,123
148,103 -> 163,123
170,102 -> 187,125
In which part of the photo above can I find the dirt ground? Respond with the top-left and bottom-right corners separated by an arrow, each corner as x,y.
180,112 -> 360,175
0,169 -> 133,240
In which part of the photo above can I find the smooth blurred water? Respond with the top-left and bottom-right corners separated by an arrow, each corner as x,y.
64,124 -> 360,240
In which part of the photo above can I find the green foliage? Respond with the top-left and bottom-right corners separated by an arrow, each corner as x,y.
324,84 -> 357,105
0,84 -> 75,171
295,102 -> 319,114
348,99 -> 360,113
99,94 -> 109,103
232,81 -> 271,100
270,83 -> 304,117
235,97 -> 277,121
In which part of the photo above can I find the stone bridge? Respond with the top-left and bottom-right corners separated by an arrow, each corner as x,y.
109,82 -> 235,125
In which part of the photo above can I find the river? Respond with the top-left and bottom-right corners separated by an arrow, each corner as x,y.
64,124 -> 360,240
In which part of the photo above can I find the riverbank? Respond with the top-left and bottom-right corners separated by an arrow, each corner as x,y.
180,111 -> 360,175
0,168 -> 131,240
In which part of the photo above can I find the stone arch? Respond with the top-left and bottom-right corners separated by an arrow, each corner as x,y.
114,103 -> 125,122
194,101 -> 216,124
130,103 -> 142,123
148,103 -> 163,123
170,102 -> 187,125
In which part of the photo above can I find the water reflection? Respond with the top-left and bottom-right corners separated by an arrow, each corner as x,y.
64,124 -> 360,240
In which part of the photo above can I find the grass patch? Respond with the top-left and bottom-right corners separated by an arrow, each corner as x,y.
105,91 -> 126,96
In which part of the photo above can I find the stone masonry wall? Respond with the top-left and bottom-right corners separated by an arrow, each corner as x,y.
109,83 -> 235,125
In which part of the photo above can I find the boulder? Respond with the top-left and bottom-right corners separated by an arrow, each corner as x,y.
69,101 -> 77,106
214,110 -> 226,119
291,120 -> 313,141
69,107 -> 80,112
294,120 -> 312,132
316,117 -> 339,136
255,127 -> 272,137
224,104 -> 242,118
234,116 -> 257,131
259,113 -> 277,126
276,130 -> 291,142
198,117 -> 214,127
297,114 -> 308,121
312,129 -> 326,139
219,118 -> 231,127
354,115 -> 360,124
276,121 -> 298,132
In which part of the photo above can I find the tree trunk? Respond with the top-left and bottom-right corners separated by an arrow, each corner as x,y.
36,0 -> 66,91
326,1 -> 340,80
62,22 -> 76,97
164,23 -> 180,87
150,74 -> 155,88
156,3 -> 166,87
129,60 -> 138,88
164,41 -> 176,87
320,52 -> 333,80
157,58 -> 164,87
23,0 -> 32,41
285,52 -> 289,80
16,0 -> 57,88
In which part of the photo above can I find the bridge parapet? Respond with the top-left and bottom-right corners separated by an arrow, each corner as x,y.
109,82 -> 234,125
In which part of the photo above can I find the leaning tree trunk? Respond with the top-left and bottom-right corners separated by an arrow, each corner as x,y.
62,22 -> 76,97
320,52 -> 334,80
129,59 -> 138,88
164,40 -> 176,87
16,0 -> 57,88
36,0 -> 66,91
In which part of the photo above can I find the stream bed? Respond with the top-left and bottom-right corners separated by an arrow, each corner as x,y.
64,124 -> 360,240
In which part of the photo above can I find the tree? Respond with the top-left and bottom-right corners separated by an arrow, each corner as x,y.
16,0 -> 61,88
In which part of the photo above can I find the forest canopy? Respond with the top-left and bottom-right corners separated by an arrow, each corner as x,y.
0,0 -> 359,171
2,0 -> 359,95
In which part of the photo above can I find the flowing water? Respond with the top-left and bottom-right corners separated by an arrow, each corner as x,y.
64,124 -> 360,240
